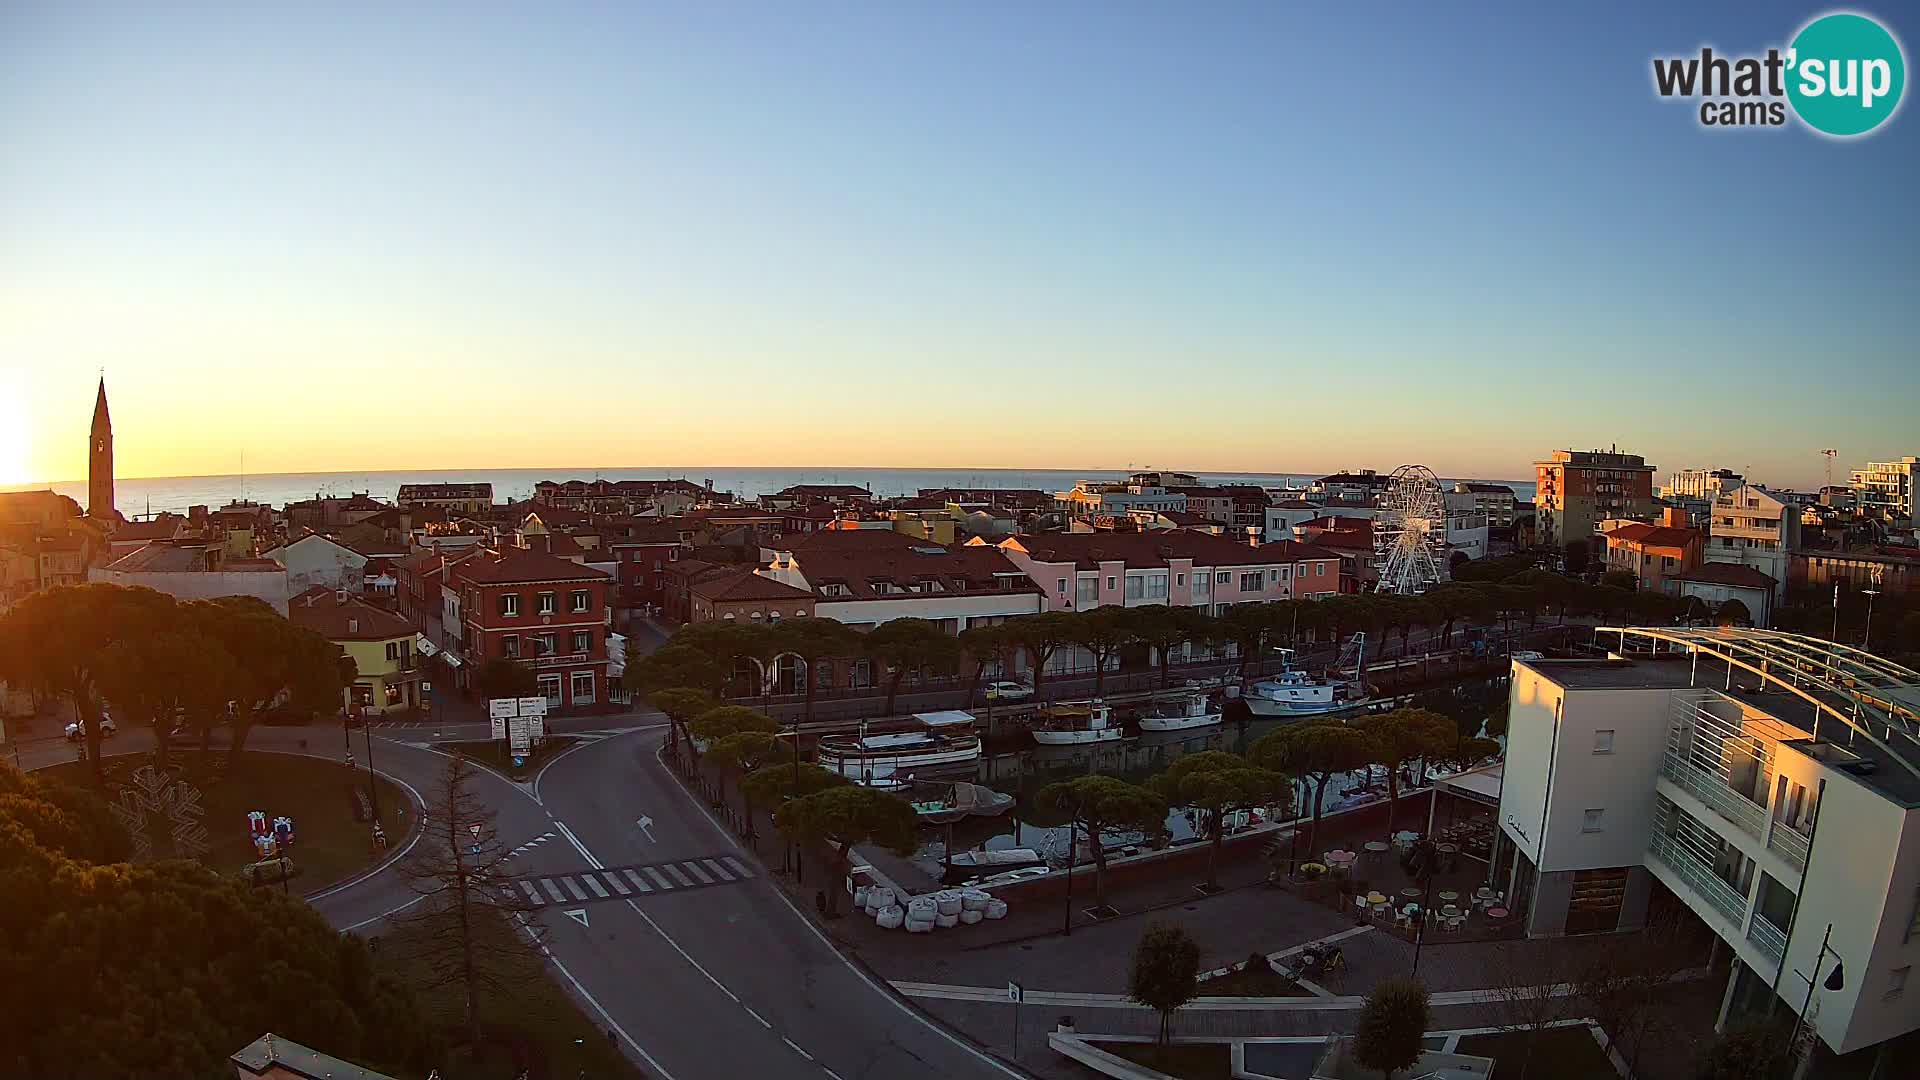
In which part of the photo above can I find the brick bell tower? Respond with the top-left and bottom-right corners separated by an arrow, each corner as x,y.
88,375 -> 116,522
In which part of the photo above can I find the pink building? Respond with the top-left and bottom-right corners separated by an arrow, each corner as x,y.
988,531 -> 1340,615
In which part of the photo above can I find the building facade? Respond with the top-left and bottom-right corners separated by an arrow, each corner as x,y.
1706,485 -> 1799,605
1447,483 -> 1519,527
1535,449 -> 1658,547
1852,457 -> 1917,521
992,531 -> 1342,615
1495,636 -> 1920,1070
1600,521 -> 1703,596
288,587 -> 423,715
450,549 -> 612,709
395,483 -> 493,515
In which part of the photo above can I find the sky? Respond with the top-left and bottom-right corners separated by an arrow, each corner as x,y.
3,2 -> 1916,490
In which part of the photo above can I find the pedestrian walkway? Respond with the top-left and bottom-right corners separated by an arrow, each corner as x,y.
511,854 -> 754,908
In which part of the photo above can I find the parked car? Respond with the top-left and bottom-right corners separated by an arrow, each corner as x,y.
65,711 -> 117,741
983,680 -> 1033,703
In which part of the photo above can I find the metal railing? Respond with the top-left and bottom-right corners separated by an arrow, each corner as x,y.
1660,754 -> 1768,839
1648,831 -> 1748,927
1767,820 -> 1810,871
1747,913 -> 1787,967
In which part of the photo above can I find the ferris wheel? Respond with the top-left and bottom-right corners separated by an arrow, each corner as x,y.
1372,465 -> 1450,595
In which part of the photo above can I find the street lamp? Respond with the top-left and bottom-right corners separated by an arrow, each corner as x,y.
1787,922 -> 1846,1080
1861,588 -> 1881,652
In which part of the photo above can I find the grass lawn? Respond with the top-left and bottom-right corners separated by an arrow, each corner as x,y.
440,737 -> 580,782
379,906 -> 643,1080
1455,1026 -> 1616,1079
1200,965 -> 1313,997
1093,1041 -> 1234,1080
42,749 -> 409,891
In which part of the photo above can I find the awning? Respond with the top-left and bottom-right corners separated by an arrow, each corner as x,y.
1438,763 -> 1503,806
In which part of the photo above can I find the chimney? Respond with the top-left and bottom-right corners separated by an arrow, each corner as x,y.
336,589 -> 349,604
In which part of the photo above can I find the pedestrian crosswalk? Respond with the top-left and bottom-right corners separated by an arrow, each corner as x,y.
510,854 -> 755,909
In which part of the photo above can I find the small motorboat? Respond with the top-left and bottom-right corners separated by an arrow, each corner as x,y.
1137,692 -> 1224,732
1031,700 -> 1124,745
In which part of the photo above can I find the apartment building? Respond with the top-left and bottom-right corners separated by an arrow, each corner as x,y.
1535,449 -> 1658,548
1600,518 -> 1703,596
1446,483 -> 1519,527
1707,485 -> 1800,605
757,529 -> 1043,634
287,586 -> 422,715
992,530 -> 1341,614
1495,634 -> 1920,1072
1057,480 -> 1189,520
1852,457 -> 1917,521
1662,468 -> 1745,501
449,548 -> 611,708
1310,470 -> 1393,505
395,482 -> 493,515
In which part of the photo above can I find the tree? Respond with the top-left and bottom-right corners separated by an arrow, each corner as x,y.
649,687 -> 719,750
957,622 -> 1009,699
472,656 -> 538,701
772,617 -> 859,720
1575,915 -> 1692,1076
626,642 -> 726,698
1253,721 -> 1379,858
1716,598 -> 1752,627
1683,595 -> 1713,624
1149,750 -> 1288,890
394,752 -> 543,1050
1355,977 -> 1430,1080
741,760 -> 849,809
707,730 -> 779,829
689,703 -> 779,745
1486,940 -> 1581,1079
0,761 -> 435,1077
1004,611 -> 1079,694
1128,921 -> 1199,1048
1563,537 -> 1590,575
1128,605 -> 1219,687
1068,606 -> 1136,694
1600,569 -> 1638,592
0,584 -> 175,785
194,596 -> 351,751
1354,708 -> 1456,835
1220,603 -> 1281,677
93,628 -> 239,765
1694,1022 -> 1791,1080
1035,775 -> 1167,909
772,785 -> 918,914
863,617 -> 961,714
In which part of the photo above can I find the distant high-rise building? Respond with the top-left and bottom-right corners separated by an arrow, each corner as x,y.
88,377 -> 116,522
1851,456 -> 1916,520
1661,467 -> 1743,500
1534,448 -> 1657,548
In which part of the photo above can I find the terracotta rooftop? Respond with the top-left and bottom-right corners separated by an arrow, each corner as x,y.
518,531 -> 586,558
790,541 -> 1039,600
451,548 -> 608,586
1670,563 -> 1778,589
691,571 -> 818,604
1602,523 -> 1701,550
112,515 -> 187,542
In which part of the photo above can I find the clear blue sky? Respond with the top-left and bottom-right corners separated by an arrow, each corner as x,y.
2,1 -> 1914,488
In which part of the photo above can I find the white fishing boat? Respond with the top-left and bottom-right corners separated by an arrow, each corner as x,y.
1242,642 -> 1368,717
1031,699 -> 1124,746
1137,692 -> 1224,732
816,711 -> 982,781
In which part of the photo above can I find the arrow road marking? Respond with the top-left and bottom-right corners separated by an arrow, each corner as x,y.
636,815 -> 656,842
564,908 -> 589,927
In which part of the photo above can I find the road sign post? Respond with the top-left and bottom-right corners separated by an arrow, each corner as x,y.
1008,981 -> 1023,1057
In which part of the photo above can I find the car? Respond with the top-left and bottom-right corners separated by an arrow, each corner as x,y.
983,680 -> 1033,703
65,711 -> 117,741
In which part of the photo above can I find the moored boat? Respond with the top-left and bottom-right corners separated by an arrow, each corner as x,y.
816,711 -> 982,781
1031,699 -> 1124,745
1137,692 -> 1224,732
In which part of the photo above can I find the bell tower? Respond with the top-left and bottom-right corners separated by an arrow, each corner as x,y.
88,376 -> 115,521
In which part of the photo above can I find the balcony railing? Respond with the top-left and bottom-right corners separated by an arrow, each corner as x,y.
1767,821 -> 1811,871
1660,754 -> 1768,840
1747,914 -> 1787,967
1648,831 -> 1748,927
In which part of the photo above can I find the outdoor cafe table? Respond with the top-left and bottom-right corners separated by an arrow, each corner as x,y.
1363,841 -> 1391,861
1365,892 -> 1389,907
1400,887 -> 1423,902
1437,890 -> 1460,903
1326,850 -> 1358,871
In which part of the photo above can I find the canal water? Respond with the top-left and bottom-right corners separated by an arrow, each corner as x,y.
906,675 -> 1509,884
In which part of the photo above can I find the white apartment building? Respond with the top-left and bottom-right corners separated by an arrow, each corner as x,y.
1852,457 -> 1917,521
1057,480 -> 1189,520
1663,468 -> 1745,500
1495,632 -> 1920,1073
1707,485 -> 1799,606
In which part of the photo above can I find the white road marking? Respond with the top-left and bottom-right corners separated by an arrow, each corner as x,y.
582,875 -> 609,898
562,877 -> 589,901
702,858 -> 734,881
510,913 -> 678,1080
564,908 -> 590,927
823,1068 -> 846,1080
782,1037 -> 813,1061
664,863 -> 695,887
744,1006 -> 772,1028
644,866 -> 674,890
604,871 -> 631,895
623,868 -> 653,893
637,814 -> 657,842
722,856 -> 754,879
681,861 -> 714,885
540,879 -> 565,903
340,893 -> 426,932
520,881 -> 543,905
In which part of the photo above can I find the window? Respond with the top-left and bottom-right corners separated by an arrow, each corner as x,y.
570,671 -> 595,704
1175,573 -> 1185,586
503,635 -> 520,659
571,590 -> 590,613
1147,573 -> 1167,598
384,681 -> 402,706
1193,572 -> 1210,596
1216,571 -> 1230,584
1240,572 -> 1262,591
1056,577 -> 1067,595
537,592 -> 556,615
1593,729 -> 1615,754
1316,563 -> 1326,576
1126,576 -> 1144,600
500,593 -> 520,617
1076,578 -> 1098,604
385,641 -> 401,661
1582,809 -> 1605,833
1106,576 -> 1116,590
352,683 -> 373,706
538,674 -> 562,707
571,630 -> 590,654
1888,966 -> 1910,1001
535,632 -> 556,656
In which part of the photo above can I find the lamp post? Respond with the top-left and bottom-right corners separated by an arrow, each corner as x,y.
1787,922 -> 1845,1080
1861,588 -> 1881,652
360,707 -> 381,819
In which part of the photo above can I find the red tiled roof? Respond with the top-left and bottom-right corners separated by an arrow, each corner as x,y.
792,542 -> 1040,600
690,571 -> 817,604
783,528 -> 922,553
451,548 -> 607,586
519,532 -> 585,557
112,515 -> 186,542
288,586 -> 418,640
1602,524 -> 1700,551
1005,531 -> 1319,570
1670,564 -> 1777,589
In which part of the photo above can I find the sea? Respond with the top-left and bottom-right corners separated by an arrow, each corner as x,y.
33,466 -> 1537,522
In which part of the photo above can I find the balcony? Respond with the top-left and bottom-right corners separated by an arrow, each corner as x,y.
1747,913 -> 1787,967
1648,831 -> 1748,927
1767,820 -> 1811,871
1661,753 -> 1768,840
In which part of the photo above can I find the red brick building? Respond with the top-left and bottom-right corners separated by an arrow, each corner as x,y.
451,548 -> 612,708
604,523 -> 686,624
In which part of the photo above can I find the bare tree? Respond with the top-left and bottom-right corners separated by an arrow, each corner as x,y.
394,752 -> 544,1049
1484,941 -> 1581,1080
1574,915 -> 1694,1076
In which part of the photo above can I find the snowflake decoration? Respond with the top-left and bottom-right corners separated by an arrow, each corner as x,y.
108,764 -> 210,862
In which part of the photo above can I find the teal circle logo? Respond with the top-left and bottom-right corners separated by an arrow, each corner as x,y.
1786,12 -> 1906,136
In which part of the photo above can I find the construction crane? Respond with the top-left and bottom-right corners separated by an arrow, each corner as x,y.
1820,448 -> 1838,489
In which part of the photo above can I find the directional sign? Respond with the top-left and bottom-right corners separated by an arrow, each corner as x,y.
564,908 -> 589,927
1008,981 -> 1023,1003
488,699 -> 520,720
636,816 -> 656,843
